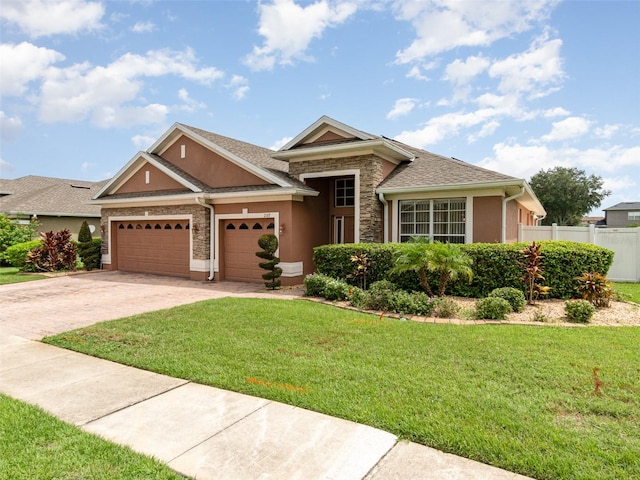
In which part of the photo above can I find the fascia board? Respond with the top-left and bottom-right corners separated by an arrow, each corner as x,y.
272,138 -> 414,161
7,210 -> 100,218
92,151 -> 147,199
147,122 -> 182,153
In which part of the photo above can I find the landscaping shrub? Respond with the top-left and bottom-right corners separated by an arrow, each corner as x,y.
565,299 -> 596,323
303,273 -> 332,297
488,287 -> 525,313
77,221 -> 101,271
4,240 -> 41,272
575,272 -> 612,308
256,234 -> 282,290
0,214 -> 38,265
365,280 -> 397,311
348,287 -> 368,309
431,297 -> 460,318
323,277 -> 351,301
389,290 -> 433,316
475,297 -> 512,320
314,241 -> 613,300
27,229 -> 77,272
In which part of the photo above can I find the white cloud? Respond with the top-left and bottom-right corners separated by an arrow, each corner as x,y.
540,116 -> 591,142
38,48 -> 223,126
0,42 -> 64,96
131,21 -> 156,33
602,175 -> 636,192
132,134 -> 157,150
595,124 -> 621,139
444,55 -> 490,85
80,161 -> 95,173
0,0 -> 104,38
176,88 -> 206,112
228,75 -> 249,100
543,107 -> 570,117
488,33 -> 564,96
270,136 -> 293,150
243,0 -> 358,71
395,108 -> 498,148
0,111 -> 24,141
478,141 -> 640,181
0,157 -> 15,175
468,120 -> 500,143
394,0 -> 557,63
387,98 -> 418,120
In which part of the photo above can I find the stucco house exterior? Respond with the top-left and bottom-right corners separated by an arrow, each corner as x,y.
93,116 -> 545,284
603,202 -> 640,228
0,175 -> 106,239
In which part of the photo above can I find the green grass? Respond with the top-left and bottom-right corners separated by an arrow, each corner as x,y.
613,282 -> 640,304
0,394 -> 185,479
0,267 -> 47,285
44,298 -> 640,480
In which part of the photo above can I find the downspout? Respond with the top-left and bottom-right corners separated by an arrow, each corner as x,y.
195,197 -> 215,281
502,186 -> 525,243
378,192 -> 389,243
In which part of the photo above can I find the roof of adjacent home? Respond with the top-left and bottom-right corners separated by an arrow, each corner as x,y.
0,175 -> 107,217
604,202 -> 640,211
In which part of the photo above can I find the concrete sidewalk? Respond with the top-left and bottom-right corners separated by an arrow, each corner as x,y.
1,333 -> 531,480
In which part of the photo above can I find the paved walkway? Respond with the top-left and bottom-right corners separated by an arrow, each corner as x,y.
0,272 -> 531,479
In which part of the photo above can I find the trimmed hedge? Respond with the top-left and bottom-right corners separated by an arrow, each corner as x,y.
313,241 -> 614,299
4,240 -> 41,272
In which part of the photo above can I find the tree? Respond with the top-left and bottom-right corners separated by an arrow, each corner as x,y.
390,237 -> 434,297
256,234 -> 282,290
77,221 -> 101,270
530,167 -> 610,226
427,242 -> 473,297
0,214 -> 38,264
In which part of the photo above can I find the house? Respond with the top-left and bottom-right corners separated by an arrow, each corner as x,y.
603,202 -> 640,228
0,175 -> 107,239
93,116 -> 545,284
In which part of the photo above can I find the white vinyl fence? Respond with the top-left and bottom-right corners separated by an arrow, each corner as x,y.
518,224 -> 640,282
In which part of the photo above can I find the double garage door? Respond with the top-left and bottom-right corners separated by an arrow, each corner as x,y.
223,218 -> 275,282
114,218 -> 275,282
114,220 -> 190,278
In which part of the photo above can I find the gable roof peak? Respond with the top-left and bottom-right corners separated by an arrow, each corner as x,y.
278,115 -> 378,151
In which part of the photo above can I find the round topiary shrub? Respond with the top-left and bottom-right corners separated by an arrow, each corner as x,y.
365,280 -> 397,311
488,287 -> 526,313
348,287 -> 368,309
565,300 -> 596,323
475,297 -> 512,320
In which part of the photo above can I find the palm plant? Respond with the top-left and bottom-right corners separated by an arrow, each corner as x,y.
390,237 -> 434,297
428,242 -> 473,297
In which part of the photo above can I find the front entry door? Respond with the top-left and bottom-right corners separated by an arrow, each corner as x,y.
332,215 -> 354,244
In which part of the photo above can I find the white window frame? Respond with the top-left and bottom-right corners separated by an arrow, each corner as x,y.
398,198 -> 466,243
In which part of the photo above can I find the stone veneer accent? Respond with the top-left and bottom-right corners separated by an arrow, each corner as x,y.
288,155 -> 384,243
101,205 -> 210,259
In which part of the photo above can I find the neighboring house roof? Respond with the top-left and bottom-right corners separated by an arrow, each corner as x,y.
0,175 -> 107,217
604,202 -> 640,211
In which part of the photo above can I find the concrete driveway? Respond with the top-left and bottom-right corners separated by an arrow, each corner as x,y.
0,271 -> 301,340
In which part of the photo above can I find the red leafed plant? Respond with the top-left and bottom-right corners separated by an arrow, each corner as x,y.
520,241 -> 550,305
27,229 -> 77,272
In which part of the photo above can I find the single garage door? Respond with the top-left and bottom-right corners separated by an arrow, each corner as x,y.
115,220 -> 190,277
223,218 -> 275,282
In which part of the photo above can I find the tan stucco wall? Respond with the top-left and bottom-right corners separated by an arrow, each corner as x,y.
36,216 -> 101,241
506,200 -> 519,243
115,163 -> 186,194
163,135 -> 269,188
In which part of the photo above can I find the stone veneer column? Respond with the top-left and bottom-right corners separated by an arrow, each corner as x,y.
289,155 -> 384,243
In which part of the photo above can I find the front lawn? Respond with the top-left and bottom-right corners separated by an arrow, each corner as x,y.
0,394 -> 185,479
44,298 -> 640,480
614,282 -> 640,304
0,267 -> 47,285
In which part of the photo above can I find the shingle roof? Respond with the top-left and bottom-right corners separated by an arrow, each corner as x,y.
378,139 -> 517,190
0,176 -> 107,216
604,202 -> 640,211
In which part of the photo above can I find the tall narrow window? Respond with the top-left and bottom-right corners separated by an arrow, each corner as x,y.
335,177 -> 355,207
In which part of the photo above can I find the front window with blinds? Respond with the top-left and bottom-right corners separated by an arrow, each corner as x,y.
399,198 -> 466,243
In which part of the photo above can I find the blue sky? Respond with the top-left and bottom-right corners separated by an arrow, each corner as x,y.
1,0 -> 638,215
